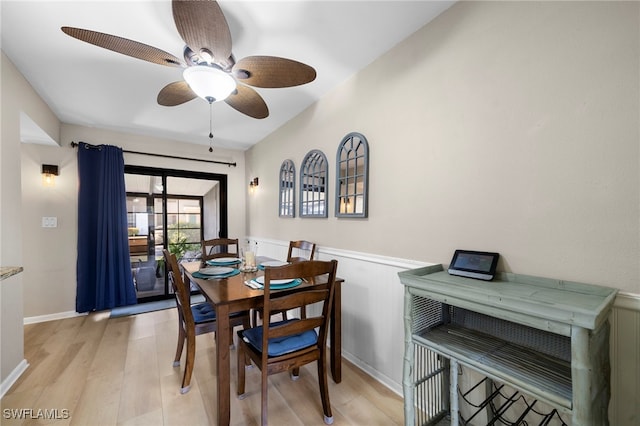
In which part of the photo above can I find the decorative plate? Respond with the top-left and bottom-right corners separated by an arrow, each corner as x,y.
208,257 -> 240,263
260,260 -> 288,268
198,267 -> 235,276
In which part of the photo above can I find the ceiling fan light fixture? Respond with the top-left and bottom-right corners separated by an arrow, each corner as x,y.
183,65 -> 236,103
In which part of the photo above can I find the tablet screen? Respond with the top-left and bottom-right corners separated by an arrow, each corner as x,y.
448,250 -> 499,281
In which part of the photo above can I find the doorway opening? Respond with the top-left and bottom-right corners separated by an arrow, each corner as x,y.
124,166 -> 229,302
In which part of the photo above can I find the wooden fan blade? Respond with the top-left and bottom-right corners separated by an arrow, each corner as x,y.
172,0 -> 232,64
61,27 -> 183,67
232,56 -> 316,88
225,85 -> 269,119
157,81 -> 197,106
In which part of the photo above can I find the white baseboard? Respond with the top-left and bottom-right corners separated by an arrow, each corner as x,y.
24,310 -> 87,325
0,359 -> 29,398
341,351 -> 403,397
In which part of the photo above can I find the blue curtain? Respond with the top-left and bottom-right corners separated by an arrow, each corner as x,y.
76,142 -> 137,312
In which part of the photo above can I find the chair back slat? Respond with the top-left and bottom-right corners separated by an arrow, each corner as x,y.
201,238 -> 240,261
286,240 -> 317,263
269,289 -> 328,313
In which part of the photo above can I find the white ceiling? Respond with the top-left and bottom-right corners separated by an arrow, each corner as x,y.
2,0 -> 454,151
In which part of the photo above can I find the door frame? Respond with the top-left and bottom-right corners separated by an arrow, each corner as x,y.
125,165 -> 229,302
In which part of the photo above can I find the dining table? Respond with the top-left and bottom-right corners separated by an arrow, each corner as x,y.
180,256 -> 344,426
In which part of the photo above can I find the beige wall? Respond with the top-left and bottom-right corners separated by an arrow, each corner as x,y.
19,124 -> 248,318
2,51 -> 60,265
20,143 -> 77,318
3,48 -> 249,321
246,1 -> 639,294
1,50 -> 60,387
2,43 -> 250,383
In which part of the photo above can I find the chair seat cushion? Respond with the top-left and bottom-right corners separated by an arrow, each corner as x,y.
242,319 -> 318,357
190,302 -> 246,323
191,302 -> 216,323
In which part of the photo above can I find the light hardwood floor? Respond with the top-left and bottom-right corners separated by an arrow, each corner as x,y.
1,307 -> 404,425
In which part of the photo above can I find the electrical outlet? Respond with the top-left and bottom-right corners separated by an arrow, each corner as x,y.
42,217 -> 58,228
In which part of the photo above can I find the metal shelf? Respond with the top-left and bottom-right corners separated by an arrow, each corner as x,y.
414,325 -> 572,409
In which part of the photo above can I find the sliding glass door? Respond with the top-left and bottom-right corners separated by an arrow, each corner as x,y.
165,197 -> 202,260
126,184 -> 164,299
124,166 -> 228,302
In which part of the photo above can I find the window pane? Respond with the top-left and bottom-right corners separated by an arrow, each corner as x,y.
166,199 -> 180,214
177,213 -> 201,227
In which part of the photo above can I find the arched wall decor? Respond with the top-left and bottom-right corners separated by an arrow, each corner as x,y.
278,159 -> 296,217
335,132 -> 369,218
299,149 -> 328,218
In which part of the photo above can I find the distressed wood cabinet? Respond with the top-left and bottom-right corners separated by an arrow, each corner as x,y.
399,264 -> 617,425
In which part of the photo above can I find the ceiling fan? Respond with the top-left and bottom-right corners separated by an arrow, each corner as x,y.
61,0 -> 316,120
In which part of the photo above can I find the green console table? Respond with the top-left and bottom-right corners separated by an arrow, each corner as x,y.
399,264 -> 617,425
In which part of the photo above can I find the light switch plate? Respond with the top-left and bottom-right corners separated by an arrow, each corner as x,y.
42,217 -> 58,228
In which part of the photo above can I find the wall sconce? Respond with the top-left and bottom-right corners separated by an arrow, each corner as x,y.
249,177 -> 259,193
42,164 -> 59,187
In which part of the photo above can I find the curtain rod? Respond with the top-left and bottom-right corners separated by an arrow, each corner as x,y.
70,141 -> 237,167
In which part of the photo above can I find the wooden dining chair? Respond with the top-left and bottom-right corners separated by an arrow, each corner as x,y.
163,249 -> 249,394
237,259 -> 338,426
288,240 -> 317,320
252,240 -> 318,327
287,240 -> 317,263
201,238 -> 240,261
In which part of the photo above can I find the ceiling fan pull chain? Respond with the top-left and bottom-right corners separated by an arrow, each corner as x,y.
209,100 -> 214,152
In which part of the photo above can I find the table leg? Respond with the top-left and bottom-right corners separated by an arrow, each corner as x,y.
330,280 -> 342,383
216,304 -> 231,426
